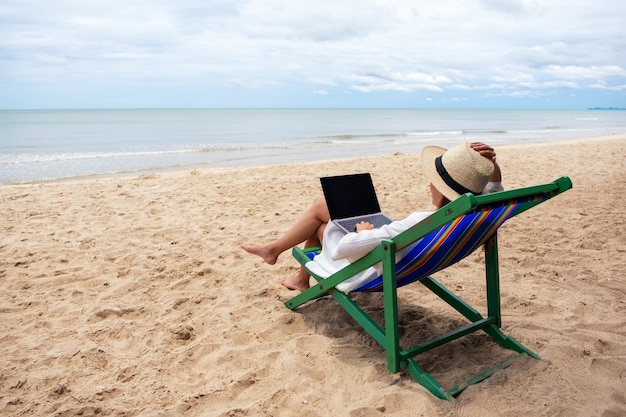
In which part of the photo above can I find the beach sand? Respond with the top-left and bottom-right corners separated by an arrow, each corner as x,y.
1,136 -> 625,416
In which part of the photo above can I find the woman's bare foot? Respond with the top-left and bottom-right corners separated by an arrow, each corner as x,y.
240,244 -> 279,265
281,273 -> 310,292
241,244 -> 310,291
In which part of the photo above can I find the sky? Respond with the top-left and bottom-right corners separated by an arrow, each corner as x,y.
1,0 -> 625,109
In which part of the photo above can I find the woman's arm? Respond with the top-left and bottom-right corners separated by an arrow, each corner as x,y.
470,142 -> 502,182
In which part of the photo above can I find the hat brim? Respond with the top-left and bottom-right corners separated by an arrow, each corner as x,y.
420,145 -> 462,201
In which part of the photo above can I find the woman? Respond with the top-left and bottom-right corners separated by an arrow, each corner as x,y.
241,142 -> 502,292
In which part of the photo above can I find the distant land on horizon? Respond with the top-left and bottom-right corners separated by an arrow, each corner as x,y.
587,107 -> 626,110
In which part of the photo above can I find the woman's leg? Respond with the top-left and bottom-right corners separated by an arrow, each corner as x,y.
280,220 -> 326,291
241,197 -> 329,290
241,196 -> 329,264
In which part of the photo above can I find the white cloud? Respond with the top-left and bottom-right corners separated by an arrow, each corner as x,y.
590,81 -> 626,92
480,0 -> 527,15
544,65 -> 626,80
0,0 -> 625,107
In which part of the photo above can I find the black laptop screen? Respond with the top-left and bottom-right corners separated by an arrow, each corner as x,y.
320,173 -> 382,219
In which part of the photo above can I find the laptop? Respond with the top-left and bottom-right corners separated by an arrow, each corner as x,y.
320,173 -> 393,233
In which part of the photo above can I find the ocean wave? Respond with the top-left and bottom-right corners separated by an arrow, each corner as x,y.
323,133 -> 400,141
0,148 -> 199,165
0,142 -> 310,165
405,130 -> 464,136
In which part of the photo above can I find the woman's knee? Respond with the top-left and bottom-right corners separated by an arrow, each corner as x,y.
312,196 -> 330,221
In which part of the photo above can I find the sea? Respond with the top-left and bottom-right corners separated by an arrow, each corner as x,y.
1,108 -> 625,184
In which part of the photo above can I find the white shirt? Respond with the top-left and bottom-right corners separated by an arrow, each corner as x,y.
306,212 -> 432,292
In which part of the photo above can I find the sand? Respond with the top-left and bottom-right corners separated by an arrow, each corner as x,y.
1,136 -> 625,417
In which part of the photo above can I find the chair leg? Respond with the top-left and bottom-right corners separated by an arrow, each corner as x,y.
485,234 -> 502,327
404,358 -> 453,401
484,234 -> 539,359
481,325 -> 540,359
381,240 -> 401,373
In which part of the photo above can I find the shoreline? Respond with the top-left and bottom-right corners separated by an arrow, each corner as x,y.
1,135 -> 625,416
2,133 -> 625,187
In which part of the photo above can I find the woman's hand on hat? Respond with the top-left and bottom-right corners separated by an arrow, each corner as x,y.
470,142 -> 497,162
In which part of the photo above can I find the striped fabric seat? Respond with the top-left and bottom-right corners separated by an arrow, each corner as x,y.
355,196 -> 537,292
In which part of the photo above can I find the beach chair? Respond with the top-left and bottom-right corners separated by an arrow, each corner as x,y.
285,176 -> 572,400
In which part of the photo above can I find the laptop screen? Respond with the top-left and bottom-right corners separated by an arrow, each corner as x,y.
320,173 -> 382,220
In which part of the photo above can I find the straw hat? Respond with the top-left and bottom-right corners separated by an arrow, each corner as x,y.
421,142 -> 494,201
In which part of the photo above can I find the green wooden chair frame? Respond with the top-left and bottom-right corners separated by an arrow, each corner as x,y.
285,177 -> 572,400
